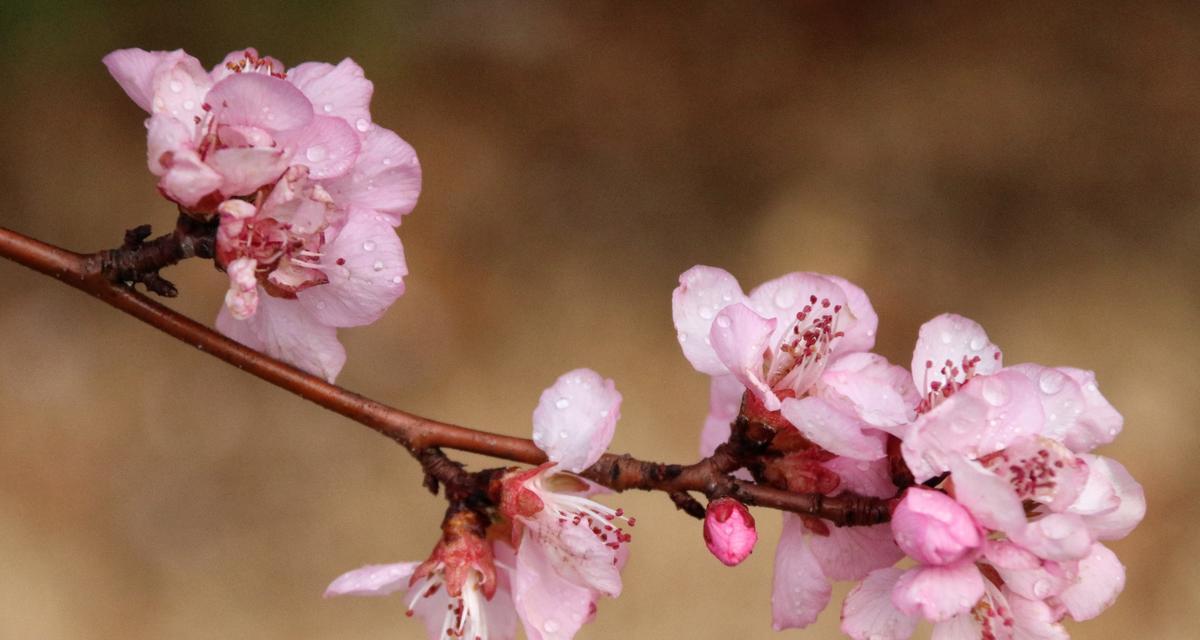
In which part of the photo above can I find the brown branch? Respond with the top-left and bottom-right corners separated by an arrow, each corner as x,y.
0,224 -> 892,526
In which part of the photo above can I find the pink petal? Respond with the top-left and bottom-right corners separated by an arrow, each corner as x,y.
209,48 -> 287,82
817,352 -> 920,433
810,523 -> 904,581
1059,367 -> 1123,452
148,51 -> 212,124
944,457 -> 1027,535
526,514 -> 625,597
216,294 -> 347,383
704,497 -> 758,566
275,115 -> 362,180
911,314 -> 1002,395
1007,364 -> 1086,443
823,274 -> 879,355
771,514 -> 833,630
841,567 -> 917,640
1007,590 -> 1070,640
324,126 -> 422,220
781,396 -> 886,460
891,561 -> 985,622
103,48 -> 169,112
205,146 -> 288,197
1014,513 -> 1093,562
711,303 -> 778,409
823,456 -> 897,499
1067,455 -> 1120,516
891,487 -> 982,567
158,149 -> 223,207
903,369 -> 1044,481
512,539 -> 597,640
1057,543 -> 1125,621
929,614 -> 981,640
531,369 -> 621,472
699,374 -> 743,457
746,272 -> 850,358
288,59 -> 374,133
985,541 -> 1071,600
1075,456 -> 1145,541
323,561 -> 418,597
298,211 -> 407,327
207,73 -> 314,132
145,115 -> 195,176
671,265 -> 746,376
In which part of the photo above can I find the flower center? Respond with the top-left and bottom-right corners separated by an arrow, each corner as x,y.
407,568 -> 490,640
917,354 -> 984,414
223,49 -> 287,79
768,295 -> 845,395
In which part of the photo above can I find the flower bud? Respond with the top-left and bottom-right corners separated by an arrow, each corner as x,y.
704,497 -> 757,566
891,487 -> 982,566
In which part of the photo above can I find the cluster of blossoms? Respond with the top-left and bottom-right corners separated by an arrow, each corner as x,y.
326,369 -> 632,640
104,47 -> 421,382
674,266 -> 1144,639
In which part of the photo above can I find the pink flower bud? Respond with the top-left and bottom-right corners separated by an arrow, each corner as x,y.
704,497 -> 757,566
892,487 -> 982,566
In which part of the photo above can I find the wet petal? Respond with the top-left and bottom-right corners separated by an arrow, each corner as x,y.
275,115 -> 362,180
671,265 -> 746,376
1057,543 -> 1125,621
781,395 -> 886,460
207,73 -> 314,131
911,314 -> 1002,395
299,210 -> 407,327
841,567 -> 917,640
772,515 -> 833,630
216,293 -> 346,382
711,303 -> 778,409
531,369 -> 621,472
810,523 -> 903,581
891,561 -> 985,622
323,561 -> 418,597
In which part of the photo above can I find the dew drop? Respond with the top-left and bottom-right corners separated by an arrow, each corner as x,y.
323,103 -> 334,113
355,118 -> 370,132
773,290 -> 795,309
543,620 -> 560,634
940,331 -> 953,345
169,80 -> 183,93
305,145 -> 327,163
980,377 -> 1010,406
391,275 -> 403,284
715,315 -> 731,329
599,409 -> 609,418
316,301 -> 326,310
362,241 -> 376,252
183,100 -> 195,110
969,336 -> 986,351
555,398 -> 570,410
372,260 -> 384,272
1038,370 -> 1066,395
698,306 -> 714,320
1032,579 -> 1051,598
382,157 -> 392,166
678,332 -> 688,343
558,431 -> 569,440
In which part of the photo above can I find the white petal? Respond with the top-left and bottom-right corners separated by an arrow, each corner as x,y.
531,369 -> 621,472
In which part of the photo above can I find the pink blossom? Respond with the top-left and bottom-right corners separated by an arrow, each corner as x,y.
891,487 -> 983,566
499,369 -> 631,638
106,47 -> 421,381
704,497 -> 758,566
325,536 -> 517,640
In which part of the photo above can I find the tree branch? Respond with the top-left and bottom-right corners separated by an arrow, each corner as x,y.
0,224 -> 893,526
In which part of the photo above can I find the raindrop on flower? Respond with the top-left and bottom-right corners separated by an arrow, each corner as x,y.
969,336 -> 985,351
715,315 -> 731,329
543,620 -> 560,634
1038,370 -> 1066,395
362,241 -> 376,252
372,261 -> 384,272
391,276 -> 403,285
323,103 -> 334,113
940,332 -> 953,345
699,307 -> 714,320
555,397 -> 570,410
773,289 -> 794,309
169,80 -> 183,93
355,118 -> 369,132
1033,579 -> 1051,598
305,146 -> 327,163
980,377 -> 1010,406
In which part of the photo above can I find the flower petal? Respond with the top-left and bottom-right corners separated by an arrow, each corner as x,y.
298,210 -> 407,327
841,567 -> 917,640
911,314 -> 1002,395
1007,590 -> 1070,640
531,369 -> 621,472
275,115 -> 362,180
323,561 -> 418,597
1059,367 -> 1123,452
903,369 -> 1044,481
1057,543 -> 1125,621
207,73 -> 314,132
810,523 -> 904,581
891,561 -> 985,622
158,148 -> 223,207
1013,513 -> 1093,562
781,396 -> 886,460
771,514 -> 833,630
216,293 -> 347,382
671,265 -> 746,376
513,538 -> 599,640
700,374 -> 744,457
944,457 -> 1027,535
817,352 -> 920,433
823,456 -> 897,499
711,303 -> 778,409
288,58 -> 374,134
747,272 -> 850,359
324,125 -> 422,220
205,146 -> 288,197
824,274 -> 878,355
103,48 -> 170,112
1075,456 -> 1145,541
1007,363 -> 1086,443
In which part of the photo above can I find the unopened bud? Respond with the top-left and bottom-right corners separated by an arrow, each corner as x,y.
891,487 -> 982,566
703,497 -> 757,566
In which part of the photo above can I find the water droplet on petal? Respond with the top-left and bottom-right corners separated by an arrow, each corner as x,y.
555,398 -> 570,410
323,103 -> 334,113
969,336 -> 985,351
698,307 -> 714,320
1033,579 -> 1051,598
558,431 -> 569,440
600,409 -> 609,418
980,377 -> 1010,406
391,276 -> 403,284
382,157 -> 392,166
183,100 -> 195,110
372,260 -> 384,272
169,80 -> 183,93
362,241 -> 376,252
773,289 -> 795,309
305,145 -> 327,163
1038,370 -> 1066,395
940,331 -> 953,345
355,118 -> 370,132
715,315 -> 731,329
543,620 -> 560,633
678,332 -> 688,343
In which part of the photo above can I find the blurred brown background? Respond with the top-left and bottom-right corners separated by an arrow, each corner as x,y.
0,2 -> 1196,638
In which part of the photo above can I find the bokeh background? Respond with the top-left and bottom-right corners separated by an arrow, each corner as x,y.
0,2 -> 1196,638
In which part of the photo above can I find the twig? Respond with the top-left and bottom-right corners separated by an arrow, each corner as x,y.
0,224 -> 892,525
